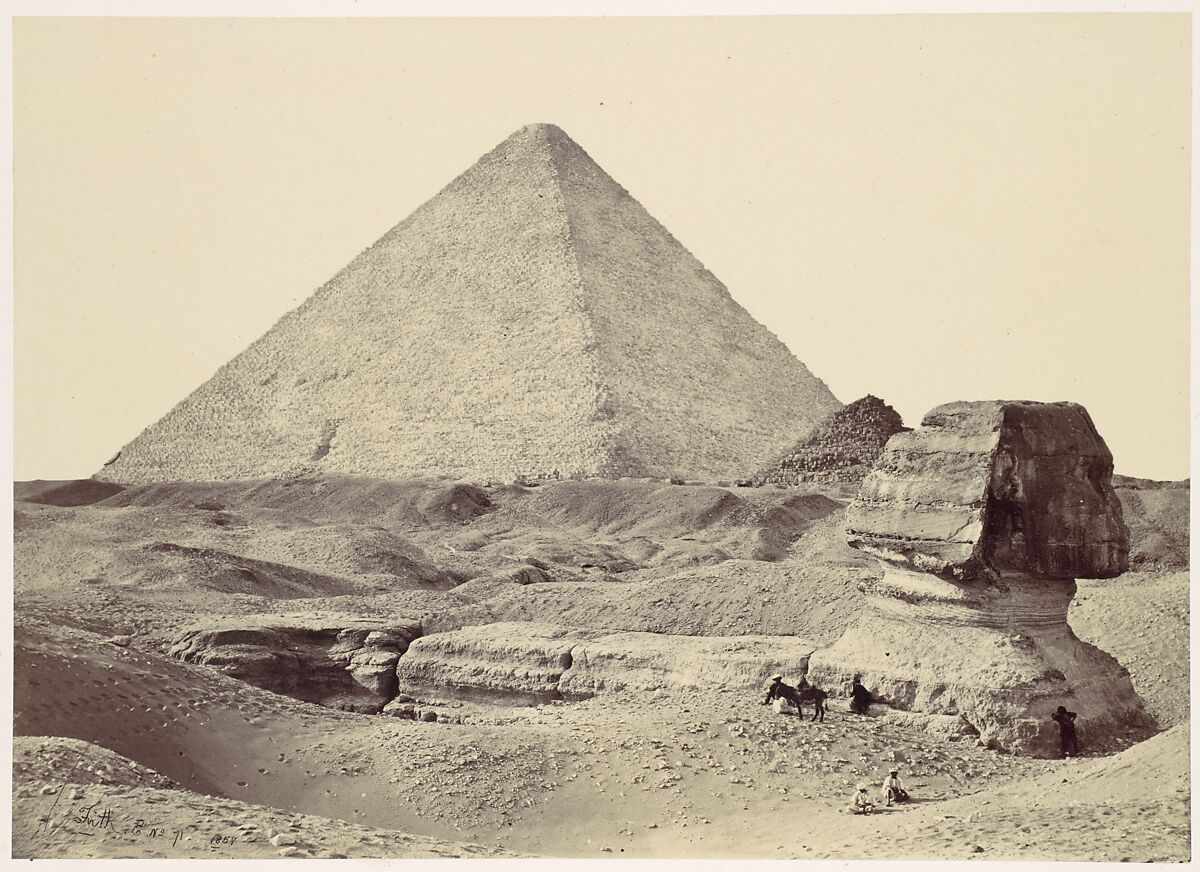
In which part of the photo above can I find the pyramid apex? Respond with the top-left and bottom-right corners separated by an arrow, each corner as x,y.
521,121 -> 566,134
506,122 -> 573,143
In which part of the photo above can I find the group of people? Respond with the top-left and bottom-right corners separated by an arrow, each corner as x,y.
766,673 -> 1083,758
763,673 -> 873,715
761,673 -> 1086,816
848,768 -> 910,814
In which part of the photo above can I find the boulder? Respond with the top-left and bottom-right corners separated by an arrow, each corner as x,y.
809,400 -> 1150,756
382,701 -> 418,719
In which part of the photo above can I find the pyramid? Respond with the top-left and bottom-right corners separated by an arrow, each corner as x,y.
752,395 -> 908,486
95,124 -> 841,485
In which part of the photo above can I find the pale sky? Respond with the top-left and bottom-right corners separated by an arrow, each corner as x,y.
13,13 -> 1192,481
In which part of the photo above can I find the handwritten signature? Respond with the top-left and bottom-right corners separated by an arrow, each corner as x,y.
61,801 -> 238,848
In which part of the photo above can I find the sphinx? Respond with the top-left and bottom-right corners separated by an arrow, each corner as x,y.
808,400 -> 1151,756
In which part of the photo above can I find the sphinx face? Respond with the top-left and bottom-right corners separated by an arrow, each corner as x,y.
983,402 -> 1128,579
847,400 -> 1129,581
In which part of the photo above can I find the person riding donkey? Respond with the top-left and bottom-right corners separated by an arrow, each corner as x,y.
762,674 -> 827,721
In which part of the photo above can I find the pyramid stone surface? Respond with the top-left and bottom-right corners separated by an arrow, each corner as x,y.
96,124 -> 841,485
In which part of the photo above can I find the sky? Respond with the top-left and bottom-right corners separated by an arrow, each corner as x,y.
12,12 -> 1192,481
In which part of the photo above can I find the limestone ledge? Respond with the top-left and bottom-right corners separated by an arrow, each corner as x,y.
393,621 -> 817,700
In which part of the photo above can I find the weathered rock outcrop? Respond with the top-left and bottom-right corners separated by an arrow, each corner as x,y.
562,631 -> 817,697
394,622 -> 593,702
808,400 -> 1149,756
167,619 -> 421,712
753,395 -> 908,486
392,621 -> 816,702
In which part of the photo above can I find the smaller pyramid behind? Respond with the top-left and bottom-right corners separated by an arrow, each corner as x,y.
752,395 -> 908,486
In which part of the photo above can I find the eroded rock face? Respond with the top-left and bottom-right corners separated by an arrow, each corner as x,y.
393,621 -> 816,702
394,622 -> 592,701
810,400 -> 1149,756
168,620 -> 420,712
562,632 -> 816,697
845,400 -> 1128,580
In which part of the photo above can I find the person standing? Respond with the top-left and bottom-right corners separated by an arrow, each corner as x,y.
1052,706 -> 1080,757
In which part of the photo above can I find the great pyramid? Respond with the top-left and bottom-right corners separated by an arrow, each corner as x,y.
96,123 -> 841,485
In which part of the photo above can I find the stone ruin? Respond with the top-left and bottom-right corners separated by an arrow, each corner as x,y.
807,400 -> 1150,756
752,394 -> 908,486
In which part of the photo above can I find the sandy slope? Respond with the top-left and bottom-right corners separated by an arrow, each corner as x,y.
805,722 -> 1190,862
15,761 -> 509,859
11,476 -> 1191,860
1072,570 -> 1190,728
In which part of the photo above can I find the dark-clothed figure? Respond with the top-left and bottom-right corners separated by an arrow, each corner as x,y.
849,676 -> 873,715
763,675 -> 805,710
1052,706 -> 1080,757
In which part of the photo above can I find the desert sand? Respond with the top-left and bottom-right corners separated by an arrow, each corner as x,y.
11,473 -> 1189,860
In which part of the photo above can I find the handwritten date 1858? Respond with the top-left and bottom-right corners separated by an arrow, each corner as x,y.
69,802 -> 237,848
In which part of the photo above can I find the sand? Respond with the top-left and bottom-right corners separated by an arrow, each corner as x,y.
11,475 -> 1191,860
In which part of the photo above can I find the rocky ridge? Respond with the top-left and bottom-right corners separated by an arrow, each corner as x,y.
168,619 -> 422,713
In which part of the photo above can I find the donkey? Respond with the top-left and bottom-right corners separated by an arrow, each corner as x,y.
794,685 -> 828,722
